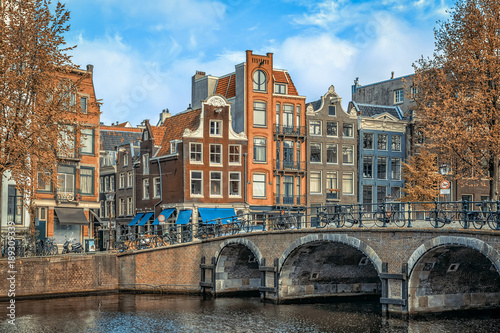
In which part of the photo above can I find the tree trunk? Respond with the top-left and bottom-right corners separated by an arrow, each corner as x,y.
490,158 -> 499,201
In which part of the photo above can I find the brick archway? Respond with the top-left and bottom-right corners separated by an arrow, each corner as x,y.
278,233 -> 383,274
214,238 -> 263,266
407,235 -> 500,275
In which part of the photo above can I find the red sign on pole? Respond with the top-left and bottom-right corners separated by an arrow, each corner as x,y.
440,180 -> 450,189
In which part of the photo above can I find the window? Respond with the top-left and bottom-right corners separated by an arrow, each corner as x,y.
142,178 -> 149,199
124,154 -> 129,166
283,105 -> 293,132
342,173 -> 354,195
210,120 -> 222,136
209,144 -> 222,165
253,138 -> 266,162
57,165 -> 75,196
328,105 -> 336,116
153,177 -> 160,198
210,172 -> 222,196
142,153 -> 149,174
253,101 -> 267,126
58,125 -> 75,158
363,186 -> 373,207
363,156 -> 374,178
127,197 -> 133,215
410,86 -> 418,99
80,168 -> 94,195
127,172 -> 133,188
377,186 -> 387,203
391,187 -> 401,199
110,175 -> 115,191
190,143 -> 202,163
80,128 -> 94,155
377,156 -> 387,179
229,172 -> 241,196
342,123 -> 354,138
394,89 -> 404,104
274,83 -> 286,94
326,122 -> 338,136
326,172 -> 338,199
253,174 -> 266,198
253,70 -> 267,92
119,198 -> 125,216
119,173 -> 125,189
309,121 -> 321,135
80,96 -> 88,114
342,145 -> 354,164
191,171 -> 202,196
378,134 -> 388,150
7,186 -> 23,225
363,133 -> 373,149
391,158 -> 401,180
310,143 -> 321,163
326,144 -> 337,164
310,172 -> 321,194
37,171 -> 51,192
105,176 -> 110,192
391,135 -> 402,151
229,145 -> 241,164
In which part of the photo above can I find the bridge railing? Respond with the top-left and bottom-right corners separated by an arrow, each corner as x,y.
111,200 -> 500,252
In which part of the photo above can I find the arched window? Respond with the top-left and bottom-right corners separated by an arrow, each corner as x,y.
253,70 -> 267,92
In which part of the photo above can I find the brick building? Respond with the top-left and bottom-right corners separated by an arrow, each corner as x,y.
192,51 -> 307,216
306,85 -> 358,209
33,65 -> 101,245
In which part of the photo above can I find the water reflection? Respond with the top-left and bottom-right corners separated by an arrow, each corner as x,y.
1,294 -> 499,333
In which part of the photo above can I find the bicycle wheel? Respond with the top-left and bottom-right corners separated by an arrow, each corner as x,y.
392,211 -> 406,228
343,213 -> 356,228
428,211 -> 446,228
473,218 -> 486,229
487,214 -> 500,230
51,244 -> 58,255
374,211 -> 387,227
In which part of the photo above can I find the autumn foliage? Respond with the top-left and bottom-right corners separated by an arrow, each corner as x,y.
412,0 -> 500,200
0,1 -> 82,222
402,150 -> 443,204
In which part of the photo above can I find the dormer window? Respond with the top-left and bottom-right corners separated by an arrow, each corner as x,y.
170,140 -> 182,154
274,84 -> 286,94
144,131 -> 148,141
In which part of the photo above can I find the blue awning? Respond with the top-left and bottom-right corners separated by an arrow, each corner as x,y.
152,208 -> 175,225
198,208 -> 236,224
137,212 -> 154,226
128,213 -> 144,226
176,210 -> 192,225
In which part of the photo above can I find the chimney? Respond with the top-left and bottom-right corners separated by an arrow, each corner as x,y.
194,71 -> 206,80
87,64 -> 94,72
391,71 -> 394,79
157,109 -> 171,126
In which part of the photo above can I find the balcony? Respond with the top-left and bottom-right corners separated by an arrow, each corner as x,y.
274,159 -> 306,175
273,125 -> 306,139
275,195 -> 304,206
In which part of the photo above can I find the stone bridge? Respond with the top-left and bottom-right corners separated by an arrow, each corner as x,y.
119,227 -> 500,316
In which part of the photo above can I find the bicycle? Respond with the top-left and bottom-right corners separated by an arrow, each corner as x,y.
317,206 -> 342,228
343,205 -> 366,228
375,203 -> 405,227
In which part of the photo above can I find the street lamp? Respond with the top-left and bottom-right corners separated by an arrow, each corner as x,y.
106,191 -> 115,250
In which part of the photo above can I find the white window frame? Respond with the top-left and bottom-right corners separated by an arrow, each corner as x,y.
310,143 -> 322,163
209,144 -> 222,165
127,197 -> 133,215
142,178 -> 149,200
253,137 -> 267,163
310,171 -> 322,194
229,172 -> 241,197
142,153 -> 149,175
309,120 -> 321,136
252,173 -> 266,198
394,89 -> 404,104
342,172 -> 354,195
190,171 -> 203,197
391,135 -> 402,152
209,171 -> 222,197
209,120 -> 222,137
127,171 -> 133,188
153,177 -> 160,199
326,144 -> 337,164
119,173 -> 125,189
228,144 -> 241,165
326,121 -> 338,137
124,153 -> 129,166
190,142 -> 203,164
253,101 -> 267,127
119,198 -> 125,216
342,145 -> 354,165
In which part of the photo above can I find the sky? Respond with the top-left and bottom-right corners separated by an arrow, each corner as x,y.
63,0 -> 454,127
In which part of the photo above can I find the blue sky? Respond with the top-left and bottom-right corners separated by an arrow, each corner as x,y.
64,0 -> 453,126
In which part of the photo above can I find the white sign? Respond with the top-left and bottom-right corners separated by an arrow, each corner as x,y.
440,189 -> 450,195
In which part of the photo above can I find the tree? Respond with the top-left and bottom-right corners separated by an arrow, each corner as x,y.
402,150 -> 443,205
0,0 -> 83,234
413,0 -> 500,200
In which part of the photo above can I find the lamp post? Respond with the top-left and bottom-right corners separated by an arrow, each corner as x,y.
439,164 -> 451,202
106,191 -> 115,250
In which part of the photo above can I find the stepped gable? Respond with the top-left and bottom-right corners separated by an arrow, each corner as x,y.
156,108 -> 202,157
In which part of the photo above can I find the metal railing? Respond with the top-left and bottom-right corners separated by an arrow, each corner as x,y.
273,125 -> 306,137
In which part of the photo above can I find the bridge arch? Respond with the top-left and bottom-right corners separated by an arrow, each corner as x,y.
277,234 -> 383,301
278,234 -> 383,274
213,238 -> 263,295
407,236 -> 500,314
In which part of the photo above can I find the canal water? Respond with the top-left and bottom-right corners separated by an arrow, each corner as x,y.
1,294 -> 499,333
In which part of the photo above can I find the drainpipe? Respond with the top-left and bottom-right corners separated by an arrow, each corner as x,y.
243,153 -> 248,205
153,159 -> 163,234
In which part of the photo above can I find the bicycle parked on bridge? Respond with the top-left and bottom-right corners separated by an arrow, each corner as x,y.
374,203 -> 406,228
317,206 -> 343,228
464,202 -> 500,230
